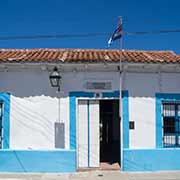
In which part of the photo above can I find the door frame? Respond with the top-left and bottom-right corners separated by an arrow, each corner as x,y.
69,90 -> 129,170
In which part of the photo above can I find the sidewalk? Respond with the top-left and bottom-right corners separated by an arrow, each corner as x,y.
0,171 -> 180,180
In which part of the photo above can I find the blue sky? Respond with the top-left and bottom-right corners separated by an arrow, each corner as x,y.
0,0 -> 180,53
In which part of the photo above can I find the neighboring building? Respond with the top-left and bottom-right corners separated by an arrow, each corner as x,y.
0,48 -> 180,172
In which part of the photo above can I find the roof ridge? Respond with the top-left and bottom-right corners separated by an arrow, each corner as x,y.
0,48 -> 179,64
0,48 -> 174,53
123,49 -> 174,53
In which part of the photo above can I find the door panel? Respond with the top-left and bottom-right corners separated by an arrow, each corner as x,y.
78,100 -> 88,167
77,99 -> 100,168
89,100 -> 99,167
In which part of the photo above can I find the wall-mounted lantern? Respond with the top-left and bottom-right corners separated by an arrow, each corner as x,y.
49,66 -> 61,92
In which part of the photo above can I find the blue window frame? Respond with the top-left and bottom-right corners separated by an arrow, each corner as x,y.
0,93 -> 10,149
0,101 -> 3,148
162,102 -> 180,147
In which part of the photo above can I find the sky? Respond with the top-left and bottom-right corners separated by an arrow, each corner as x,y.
0,0 -> 180,53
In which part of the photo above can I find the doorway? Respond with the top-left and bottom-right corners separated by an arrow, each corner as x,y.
77,99 -> 120,170
100,100 -> 120,170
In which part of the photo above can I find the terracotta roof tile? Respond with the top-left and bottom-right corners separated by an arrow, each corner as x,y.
0,48 -> 179,64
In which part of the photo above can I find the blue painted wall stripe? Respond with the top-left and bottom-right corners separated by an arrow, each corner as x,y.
123,148 -> 180,171
0,93 -> 10,149
69,95 -> 76,149
0,150 -> 76,173
102,91 -> 119,98
122,91 -> 129,149
155,94 -> 162,148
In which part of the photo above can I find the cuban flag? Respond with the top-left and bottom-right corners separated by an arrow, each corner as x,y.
108,23 -> 122,46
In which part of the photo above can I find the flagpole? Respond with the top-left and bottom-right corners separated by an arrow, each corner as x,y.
107,16 -> 123,167
118,16 -> 123,167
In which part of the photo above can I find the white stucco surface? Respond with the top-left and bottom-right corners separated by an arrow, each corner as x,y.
125,73 -> 158,149
126,72 -> 180,149
129,97 -> 155,148
161,73 -> 180,93
10,95 -> 69,149
1,68 -> 180,151
0,70 -> 70,149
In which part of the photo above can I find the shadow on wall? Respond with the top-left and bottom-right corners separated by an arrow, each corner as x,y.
0,71 -> 69,98
124,72 -> 159,98
0,70 -> 160,98
124,72 -> 180,97
1,70 -> 179,98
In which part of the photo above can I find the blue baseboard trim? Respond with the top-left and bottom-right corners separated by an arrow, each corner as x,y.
0,149 -> 76,173
123,148 -> 180,171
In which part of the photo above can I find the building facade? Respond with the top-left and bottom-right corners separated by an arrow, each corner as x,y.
0,49 -> 180,172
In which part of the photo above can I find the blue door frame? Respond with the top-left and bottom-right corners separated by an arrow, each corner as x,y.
69,90 -> 129,169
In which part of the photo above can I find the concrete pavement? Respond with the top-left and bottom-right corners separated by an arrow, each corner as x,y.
0,171 -> 180,180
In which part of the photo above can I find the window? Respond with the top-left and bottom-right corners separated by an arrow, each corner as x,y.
0,102 -> 2,148
162,102 -> 180,147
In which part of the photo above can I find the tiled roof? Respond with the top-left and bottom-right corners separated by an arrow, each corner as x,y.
0,48 -> 179,64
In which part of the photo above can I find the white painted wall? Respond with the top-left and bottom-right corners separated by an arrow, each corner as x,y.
10,95 -> 69,150
62,71 -> 120,94
125,72 -> 180,149
0,70 -> 70,149
128,97 -> 155,148
1,67 -> 180,150
125,73 -> 158,149
161,73 -> 180,93
0,70 -> 119,150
